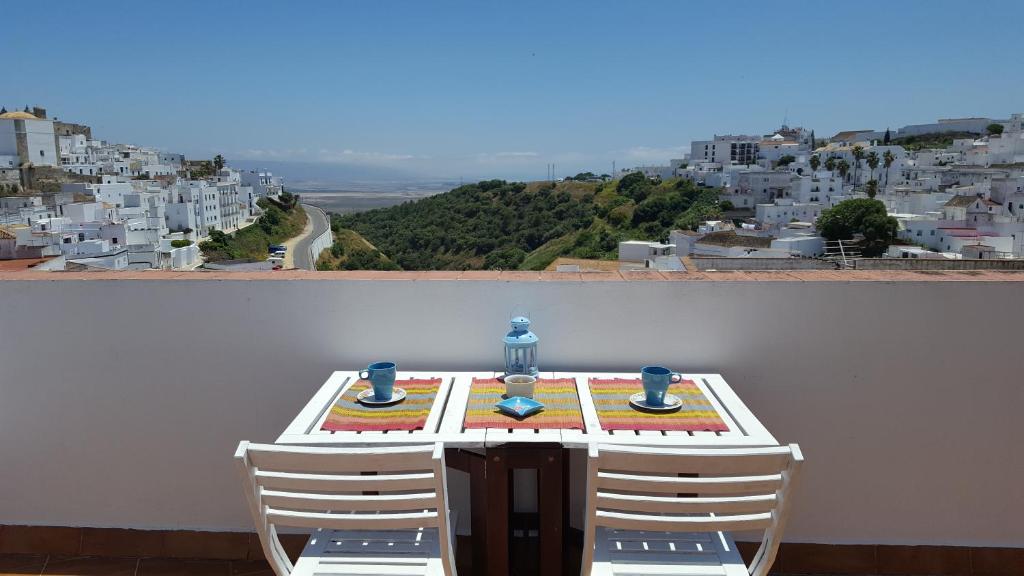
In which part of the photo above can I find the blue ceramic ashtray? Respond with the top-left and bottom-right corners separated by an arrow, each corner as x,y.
495,396 -> 544,418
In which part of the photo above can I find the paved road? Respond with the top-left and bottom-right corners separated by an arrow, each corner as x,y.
293,203 -> 330,270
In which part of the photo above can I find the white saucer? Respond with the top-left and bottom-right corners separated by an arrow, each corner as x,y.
356,387 -> 407,406
629,392 -> 682,412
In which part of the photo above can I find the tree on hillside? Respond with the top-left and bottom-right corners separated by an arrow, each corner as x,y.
810,130 -> 816,150
866,151 -> 880,182
213,154 -> 225,171
865,179 -> 879,199
777,155 -> 796,167
616,171 -> 652,202
824,156 -> 836,172
836,159 -> 850,181
882,150 -> 895,190
851,145 -> 864,186
987,123 -> 1004,135
817,198 -> 897,257
809,154 -> 821,172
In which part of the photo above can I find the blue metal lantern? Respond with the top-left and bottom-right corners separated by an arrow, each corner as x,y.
503,316 -> 539,377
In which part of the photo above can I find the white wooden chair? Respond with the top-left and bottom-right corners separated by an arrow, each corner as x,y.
581,443 -> 803,576
235,441 -> 457,576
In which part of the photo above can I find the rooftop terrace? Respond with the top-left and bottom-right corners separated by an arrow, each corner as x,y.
1,269 -> 1022,575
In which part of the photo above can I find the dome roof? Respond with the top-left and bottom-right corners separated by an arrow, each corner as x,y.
0,111 -> 38,120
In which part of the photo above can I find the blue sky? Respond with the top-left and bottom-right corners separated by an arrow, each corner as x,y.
3,0 -> 1023,182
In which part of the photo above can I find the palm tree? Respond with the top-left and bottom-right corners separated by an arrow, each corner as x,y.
824,156 -> 837,173
866,151 -> 880,182
809,154 -> 821,172
851,146 -> 865,187
836,159 -> 850,182
882,150 -> 895,190
865,179 -> 879,199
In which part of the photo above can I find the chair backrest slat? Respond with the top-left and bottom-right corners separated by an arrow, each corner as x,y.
595,510 -> 774,532
597,471 -> 783,494
261,489 -> 438,512
595,492 -> 777,514
246,444 -> 435,473
266,509 -> 440,530
596,446 -> 792,475
255,470 -> 437,492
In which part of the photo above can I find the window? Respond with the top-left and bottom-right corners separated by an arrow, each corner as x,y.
112,237 -> 118,244
916,230 -> 922,236
930,230 -> 935,236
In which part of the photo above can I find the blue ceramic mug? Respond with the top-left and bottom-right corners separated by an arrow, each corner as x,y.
641,366 -> 682,406
360,361 -> 397,401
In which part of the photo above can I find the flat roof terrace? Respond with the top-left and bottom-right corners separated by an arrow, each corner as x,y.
1,269 -> 1022,575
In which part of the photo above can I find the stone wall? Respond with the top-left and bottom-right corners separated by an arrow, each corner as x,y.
854,258 -> 1024,270
693,257 -> 835,271
52,120 -> 92,140
23,165 -> 98,193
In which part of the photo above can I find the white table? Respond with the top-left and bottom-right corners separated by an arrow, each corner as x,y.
276,370 -> 778,576
277,370 -> 777,449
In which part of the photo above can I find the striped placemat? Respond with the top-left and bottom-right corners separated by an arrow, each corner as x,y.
464,378 -> 584,430
321,377 -> 442,432
589,378 -> 729,432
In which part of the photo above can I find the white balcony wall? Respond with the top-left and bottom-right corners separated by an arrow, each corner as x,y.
0,276 -> 1022,547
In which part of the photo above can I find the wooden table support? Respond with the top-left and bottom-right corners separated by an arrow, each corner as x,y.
485,445 -> 563,576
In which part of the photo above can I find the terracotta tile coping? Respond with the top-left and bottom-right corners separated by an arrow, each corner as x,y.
1,269 -> 1023,282
1,526 -> 1021,574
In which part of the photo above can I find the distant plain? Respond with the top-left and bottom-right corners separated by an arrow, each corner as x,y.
294,183 -> 452,214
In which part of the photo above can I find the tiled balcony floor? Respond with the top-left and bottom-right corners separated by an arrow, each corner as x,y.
2,528 -> 1019,575
0,546 -> 838,576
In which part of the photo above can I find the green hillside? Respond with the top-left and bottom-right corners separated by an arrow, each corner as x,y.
891,131 -> 980,151
199,192 -> 307,262
329,175 -> 722,271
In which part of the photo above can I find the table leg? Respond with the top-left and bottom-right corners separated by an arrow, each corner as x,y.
468,452 -> 487,575
538,449 -> 563,576
486,448 -> 510,576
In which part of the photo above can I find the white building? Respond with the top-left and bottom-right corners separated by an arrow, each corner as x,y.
986,114 -> 1024,165
0,109 -> 58,167
758,134 -> 806,164
240,170 -> 283,199
618,240 -> 676,262
690,135 -> 760,165
756,198 -> 824,228
617,240 -> 682,271
720,169 -> 795,208
62,181 -> 134,208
